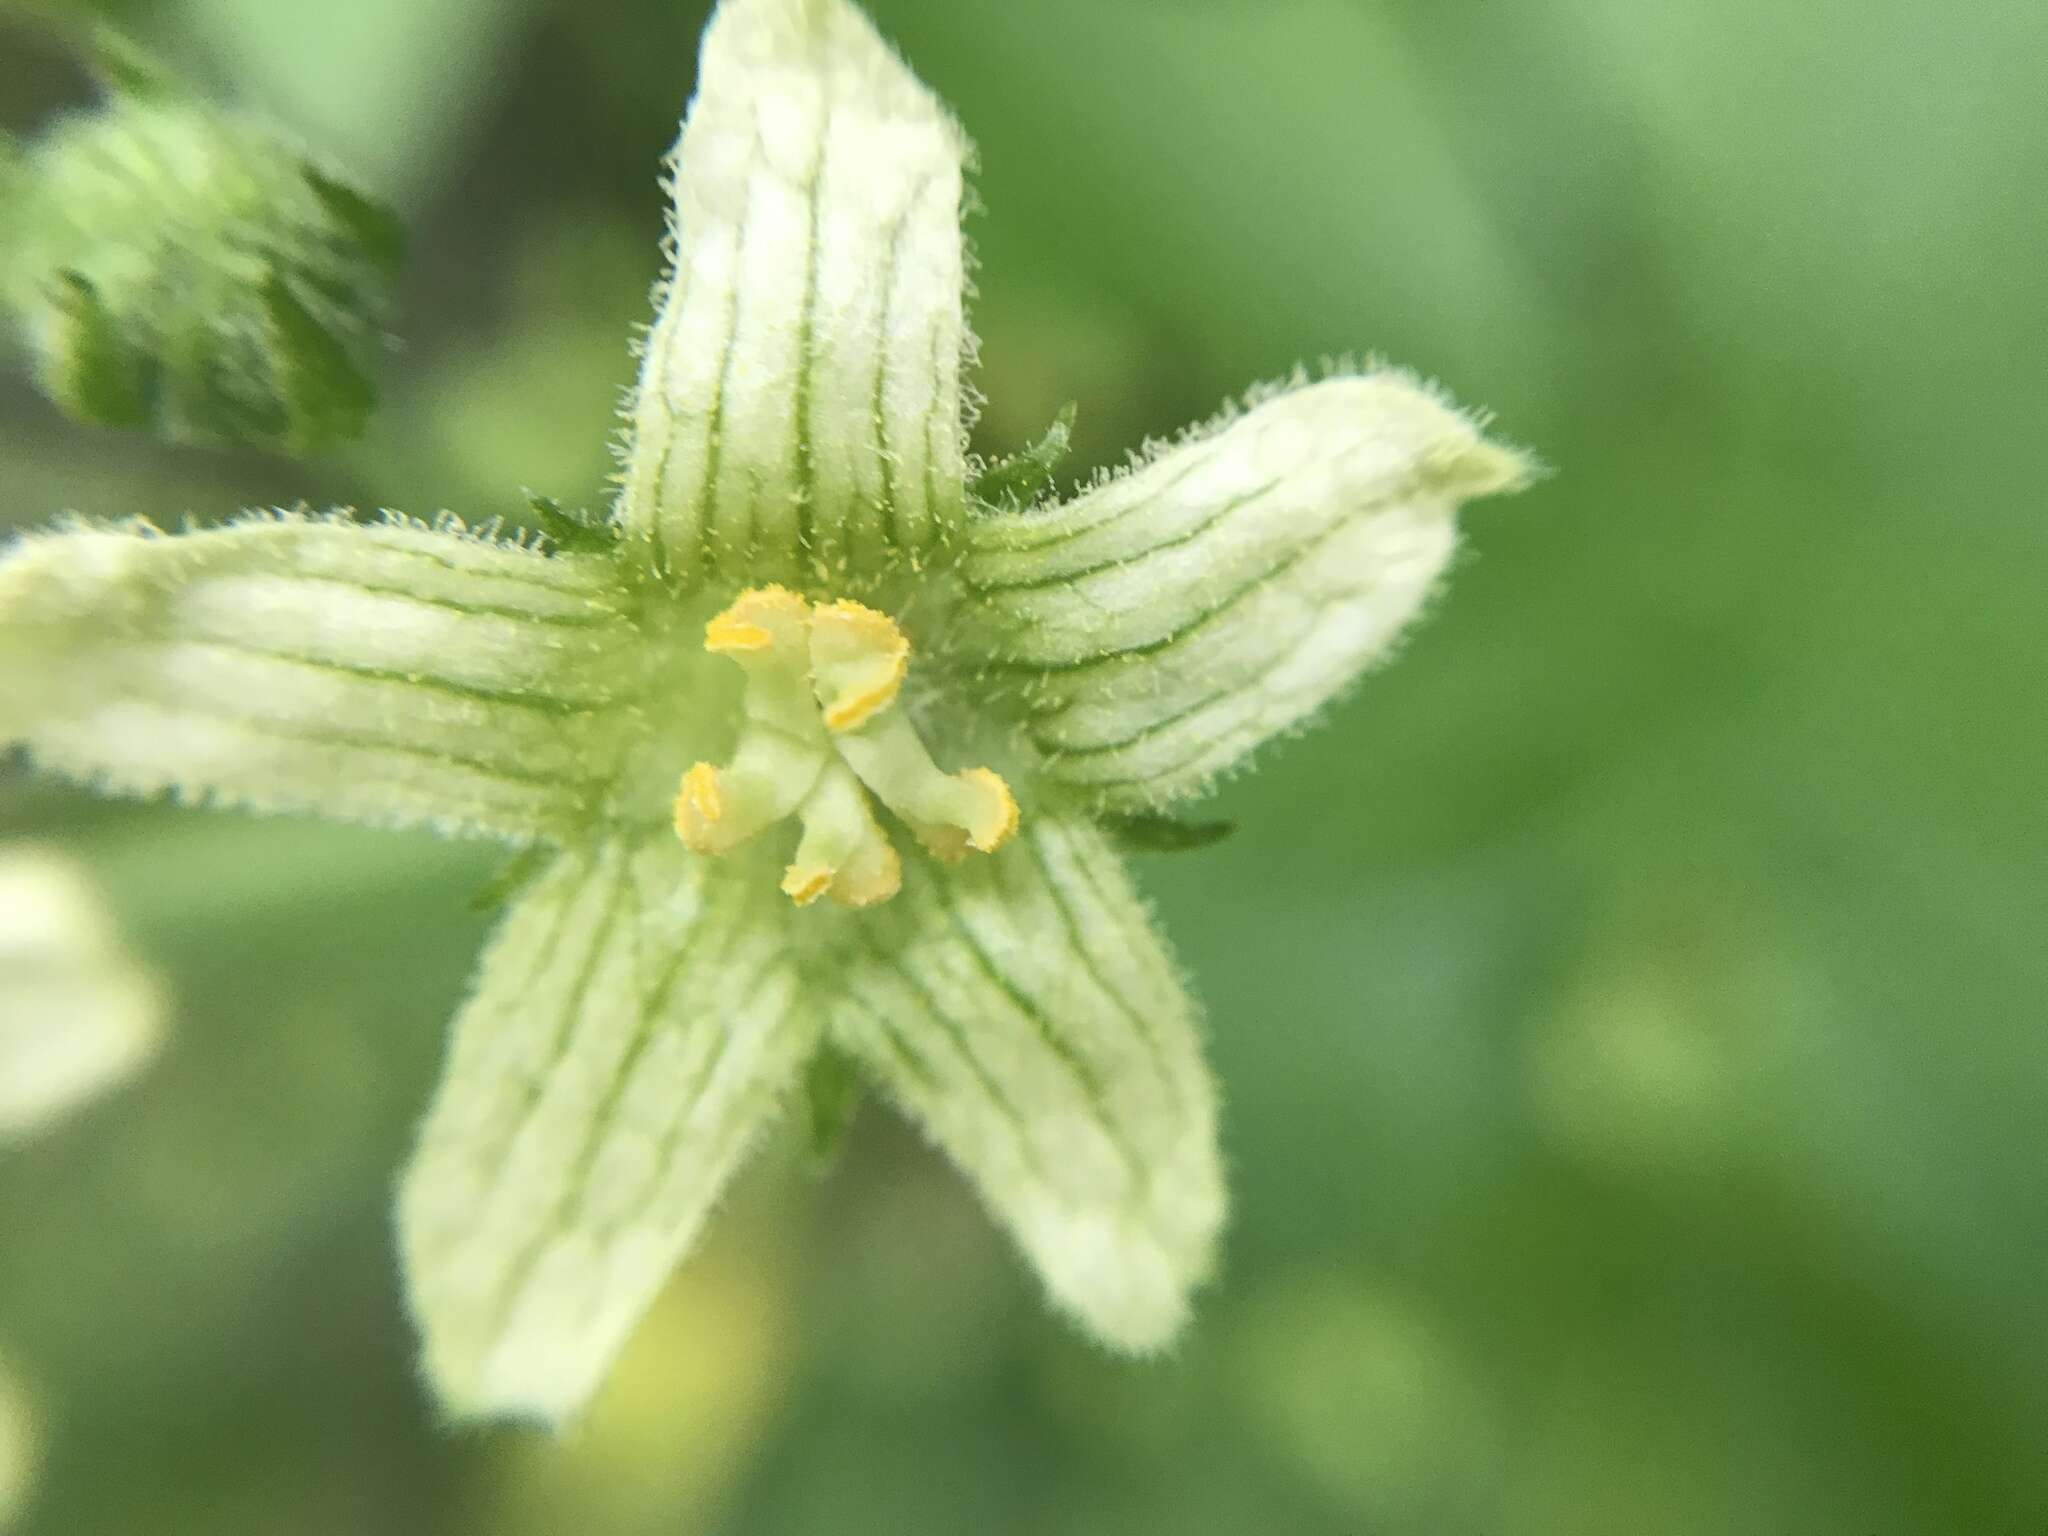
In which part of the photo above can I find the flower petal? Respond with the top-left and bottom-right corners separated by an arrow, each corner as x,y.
962,372 -> 1534,808
616,0 -> 971,582
398,835 -> 812,1424
0,515 -> 638,843
830,815 -> 1223,1352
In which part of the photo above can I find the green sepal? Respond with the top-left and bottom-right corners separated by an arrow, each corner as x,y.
1099,812 -> 1238,854
263,272 -> 375,452
300,162 -> 406,274
39,270 -> 157,429
970,402 -> 1077,510
527,492 -> 622,555
802,1045 -> 865,1169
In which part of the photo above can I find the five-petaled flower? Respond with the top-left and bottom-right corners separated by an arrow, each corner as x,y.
0,0 -> 1531,1423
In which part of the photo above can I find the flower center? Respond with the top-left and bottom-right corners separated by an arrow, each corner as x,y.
672,586 -> 1018,908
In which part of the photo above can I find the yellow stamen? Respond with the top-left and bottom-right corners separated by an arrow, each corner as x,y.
960,768 -> 1019,853
912,769 -> 1014,863
672,762 -> 724,852
828,836 -> 902,909
781,863 -> 832,907
678,588 -> 1018,905
705,584 -> 810,654
705,618 -> 771,652
810,599 -> 909,732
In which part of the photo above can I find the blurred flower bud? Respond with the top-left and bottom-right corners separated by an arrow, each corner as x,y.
1,35 -> 401,451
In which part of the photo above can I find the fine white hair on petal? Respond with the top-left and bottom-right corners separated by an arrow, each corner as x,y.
830,814 -> 1223,1353
0,514 -> 639,844
615,0 -> 975,585
962,370 -> 1535,808
397,835 -> 816,1424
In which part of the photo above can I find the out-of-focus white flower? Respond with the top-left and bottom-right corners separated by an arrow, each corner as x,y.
0,848 -> 165,1143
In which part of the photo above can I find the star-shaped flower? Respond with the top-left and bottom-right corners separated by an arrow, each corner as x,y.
0,0 -> 1531,1423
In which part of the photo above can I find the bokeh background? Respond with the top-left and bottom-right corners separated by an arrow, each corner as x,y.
4,0 -> 2045,1530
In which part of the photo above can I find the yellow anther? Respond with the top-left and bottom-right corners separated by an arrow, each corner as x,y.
672,761 -> 724,852
678,588 -> 1016,906
780,864 -> 832,907
705,619 -> 771,652
705,584 -> 810,654
782,841 -> 901,910
828,836 -> 902,908
810,599 -> 909,732
913,769 -> 1019,863
961,768 -> 1019,853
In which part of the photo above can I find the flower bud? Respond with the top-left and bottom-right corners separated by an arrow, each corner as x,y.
3,68 -> 400,451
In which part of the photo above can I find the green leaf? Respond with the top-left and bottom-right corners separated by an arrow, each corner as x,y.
0,514 -> 637,845
832,814 -> 1223,1352
398,836 -> 816,1424
971,401 -> 1077,510
962,371 -> 1534,809
615,0 -> 973,584
1099,812 -> 1238,854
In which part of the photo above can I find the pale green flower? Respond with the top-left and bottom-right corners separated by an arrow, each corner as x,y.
0,0 -> 1530,1424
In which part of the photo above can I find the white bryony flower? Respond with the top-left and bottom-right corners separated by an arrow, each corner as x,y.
0,0 -> 1530,1423
0,848 -> 165,1143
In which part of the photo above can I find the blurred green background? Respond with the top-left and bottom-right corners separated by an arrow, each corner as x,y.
3,0 -> 2045,1531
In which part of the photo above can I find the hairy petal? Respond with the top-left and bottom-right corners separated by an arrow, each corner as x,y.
0,515 -> 637,843
616,0 -> 971,583
831,815 -> 1222,1352
398,836 -> 812,1424
962,372 -> 1534,808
